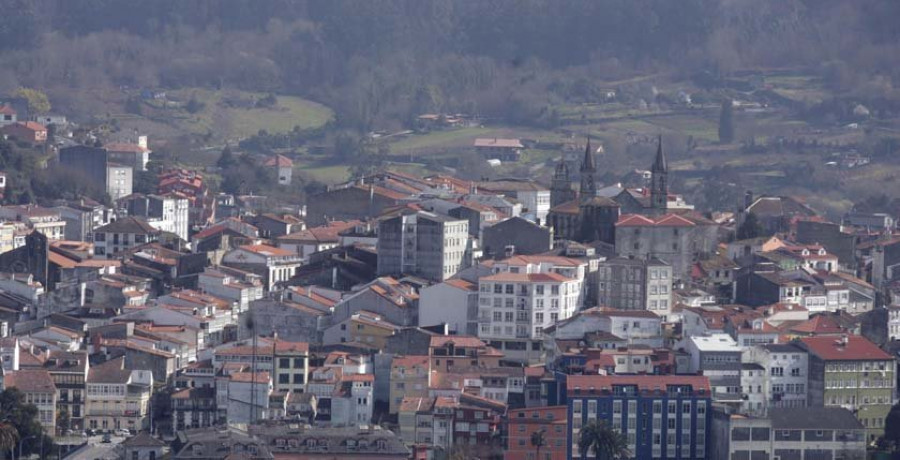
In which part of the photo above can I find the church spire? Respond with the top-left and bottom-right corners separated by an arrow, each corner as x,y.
652,134 -> 667,173
579,137 -> 597,200
581,137 -> 596,173
650,135 -> 668,213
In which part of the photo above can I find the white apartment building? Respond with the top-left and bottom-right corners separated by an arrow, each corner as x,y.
198,267 -> 264,313
889,305 -> 900,341
122,194 -> 190,242
377,211 -> 469,282
0,205 -> 66,241
221,245 -> 302,291
106,164 -> 133,201
477,271 -> 580,363
743,343 -> 809,414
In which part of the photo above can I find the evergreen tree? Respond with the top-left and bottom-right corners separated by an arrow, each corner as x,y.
217,145 -> 237,169
737,212 -> 764,240
884,403 -> 900,450
718,99 -> 735,144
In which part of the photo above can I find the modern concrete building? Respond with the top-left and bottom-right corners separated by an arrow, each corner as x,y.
597,257 -> 673,318
477,272 -> 581,363
711,407 -> 866,460
418,278 -> 478,335
121,193 -> 190,242
741,343 -> 808,415
59,145 -> 134,202
377,211 -> 469,282
566,375 -> 711,460
798,335 -> 895,442
685,334 -> 743,407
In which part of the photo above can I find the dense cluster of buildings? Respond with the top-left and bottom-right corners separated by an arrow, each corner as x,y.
0,132 -> 897,460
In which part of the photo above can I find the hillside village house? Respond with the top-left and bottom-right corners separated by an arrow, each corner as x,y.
265,154 -> 293,185
0,121 -> 47,144
474,138 -> 524,162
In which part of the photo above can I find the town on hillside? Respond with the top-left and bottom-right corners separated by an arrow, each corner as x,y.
2,2 -> 900,460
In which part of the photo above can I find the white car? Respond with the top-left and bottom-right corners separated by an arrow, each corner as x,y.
115,429 -> 131,437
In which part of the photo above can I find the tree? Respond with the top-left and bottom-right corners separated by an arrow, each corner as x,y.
0,388 -> 53,458
56,407 -> 70,435
12,88 -> 50,114
885,403 -> 900,451
531,429 -> 546,460
0,422 -> 18,458
737,212 -> 764,240
185,97 -> 205,114
217,145 -> 237,169
718,98 -> 735,144
578,420 -> 630,460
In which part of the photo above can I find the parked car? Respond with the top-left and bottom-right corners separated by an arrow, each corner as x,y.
101,433 -> 111,443
115,429 -> 130,437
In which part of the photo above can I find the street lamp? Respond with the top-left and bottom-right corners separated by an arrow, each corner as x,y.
17,434 -> 35,460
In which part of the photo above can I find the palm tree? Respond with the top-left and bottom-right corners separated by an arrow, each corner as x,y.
578,420 -> 630,460
0,422 -> 19,459
530,429 -> 546,460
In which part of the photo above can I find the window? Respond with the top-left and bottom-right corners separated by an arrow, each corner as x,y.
279,374 -> 290,384
293,374 -> 304,384
279,358 -> 290,368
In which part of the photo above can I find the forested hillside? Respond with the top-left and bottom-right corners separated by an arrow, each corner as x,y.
1,0 -> 899,132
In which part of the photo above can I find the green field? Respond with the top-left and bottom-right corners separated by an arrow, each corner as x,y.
390,127 -> 493,152
160,88 -> 333,139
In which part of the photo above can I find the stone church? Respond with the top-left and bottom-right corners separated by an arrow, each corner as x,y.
547,137 -> 672,244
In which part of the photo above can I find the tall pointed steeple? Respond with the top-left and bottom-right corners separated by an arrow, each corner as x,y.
650,135 -> 668,213
652,134 -> 667,173
579,137 -> 597,200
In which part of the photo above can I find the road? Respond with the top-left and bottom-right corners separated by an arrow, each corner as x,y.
62,435 -> 128,460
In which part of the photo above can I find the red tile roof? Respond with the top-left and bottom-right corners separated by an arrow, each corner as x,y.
429,335 -> 486,349
392,355 -> 430,368
789,315 -> 846,335
264,154 -> 293,168
12,121 -> 46,132
616,213 -> 695,227
230,371 -> 270,384
481,272 -> 572,283
566,374 -> 711,392
444,279 -> 477,291
239,244 -> 294,257
799,335 -> 890,361
4,369 -> 56,393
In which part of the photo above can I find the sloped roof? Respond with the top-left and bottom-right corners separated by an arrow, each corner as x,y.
474,138 -> 523,149
87,356 -> 131,384
799,335 -> 890,361
4,369 -> 56,393
238,244 -> 294,257
616,213 -> 695,227
95,217 -> 158,235
264,154 -> 293,168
